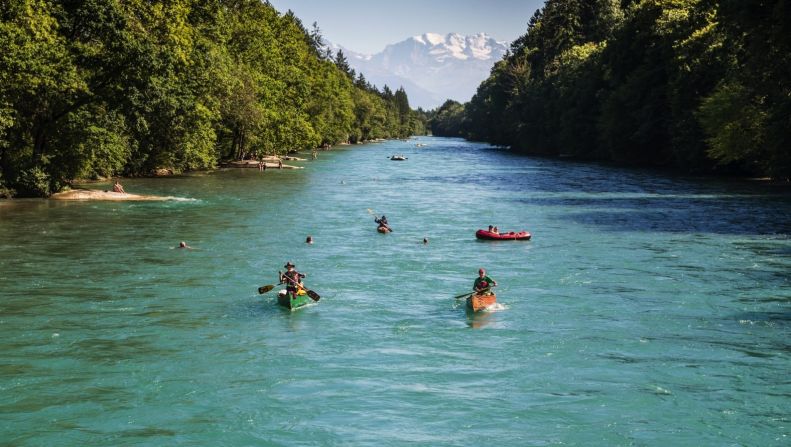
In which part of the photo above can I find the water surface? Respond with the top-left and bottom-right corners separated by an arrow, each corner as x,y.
1,137 -> 789,446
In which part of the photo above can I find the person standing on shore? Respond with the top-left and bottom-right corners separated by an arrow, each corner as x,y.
113,180 -> 126,193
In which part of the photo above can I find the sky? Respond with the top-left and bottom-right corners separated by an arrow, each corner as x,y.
268,0 -> 546,54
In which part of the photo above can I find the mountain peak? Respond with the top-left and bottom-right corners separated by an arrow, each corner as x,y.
328,33 -> 508,109
412,32 -> 444,46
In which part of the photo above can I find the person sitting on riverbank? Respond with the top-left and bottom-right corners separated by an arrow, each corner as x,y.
280,262 -> 306,300
112,180 -> 126,194
473,268 -> 497,295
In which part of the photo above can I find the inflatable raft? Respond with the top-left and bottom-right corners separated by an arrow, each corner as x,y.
475,229 -> 531,240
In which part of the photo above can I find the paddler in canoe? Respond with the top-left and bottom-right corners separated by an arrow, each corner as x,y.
467,268 -> 498,312
375,215 -> 392,233
474,268 -> 497,294
279,262 -> 307,301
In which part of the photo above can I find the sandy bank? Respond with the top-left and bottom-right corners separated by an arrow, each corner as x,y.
224,160 -> 303,169
50,189 -> 190,201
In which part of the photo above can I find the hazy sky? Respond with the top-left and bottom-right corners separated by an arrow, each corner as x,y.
268,0 -> 546,54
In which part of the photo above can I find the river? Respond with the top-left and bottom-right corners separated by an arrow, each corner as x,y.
1,137 -> 789,446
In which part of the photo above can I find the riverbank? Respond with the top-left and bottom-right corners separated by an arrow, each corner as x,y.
50,189 -> 191,201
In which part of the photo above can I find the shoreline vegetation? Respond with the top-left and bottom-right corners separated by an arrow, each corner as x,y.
0,2 -> 429,198
427,1 -> 790,181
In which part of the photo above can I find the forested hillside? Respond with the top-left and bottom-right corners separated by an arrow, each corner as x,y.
0,0 -> 426,197
431,0 -> 790,179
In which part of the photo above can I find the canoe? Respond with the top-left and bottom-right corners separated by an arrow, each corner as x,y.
277,289 -> 312,310
475,229 -> 531,240
377,226 -> 391,233
466,292 -> 497,312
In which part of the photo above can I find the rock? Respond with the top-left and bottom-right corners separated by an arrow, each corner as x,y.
152,168 -> 174,176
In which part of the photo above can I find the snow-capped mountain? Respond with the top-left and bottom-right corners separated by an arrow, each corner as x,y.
329,33 -> 508,110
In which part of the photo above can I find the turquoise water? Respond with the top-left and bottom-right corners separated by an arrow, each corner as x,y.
1,137 -> 789,446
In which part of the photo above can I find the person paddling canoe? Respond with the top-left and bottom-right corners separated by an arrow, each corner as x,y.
280,262 -> 306,300
375,215 -> 392,232
473,268 -> 497,294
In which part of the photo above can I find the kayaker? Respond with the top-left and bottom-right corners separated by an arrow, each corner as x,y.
280,262 -> 306,300
375,215 -> 391,231
112,180 -> 126,194
473,268 -> 497,294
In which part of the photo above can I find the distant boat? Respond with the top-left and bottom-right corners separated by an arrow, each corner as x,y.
390,155 -> 407,161
475,229 -> 531,240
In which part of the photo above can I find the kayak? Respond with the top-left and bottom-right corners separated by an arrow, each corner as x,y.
377,226 -> 391,233
466,292 -> 497,312
475,229 -> 531,240
277,289 -> 312,310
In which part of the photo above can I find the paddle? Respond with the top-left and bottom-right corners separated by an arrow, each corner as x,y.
258,284 -> 276,294
279,271 -> 320,301
367,208 -> 393,232
454,287 -> 492,299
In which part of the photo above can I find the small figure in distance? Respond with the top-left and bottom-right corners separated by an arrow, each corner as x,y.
279,262 -> 306,301
177,241 -> 192,249
113,180 -> 126,194
423,237 -> 428,245
492,226 -> 499,234
278,159 -> 283,169
306,235 -> 313,244
488,225 -> 494,232
473,268 -> 497,295
375,215 -> 392,232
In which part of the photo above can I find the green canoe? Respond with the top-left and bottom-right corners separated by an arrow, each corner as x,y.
277,290 -> 313,310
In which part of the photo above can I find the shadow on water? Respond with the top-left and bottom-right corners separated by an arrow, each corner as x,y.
523,196 -> 791,235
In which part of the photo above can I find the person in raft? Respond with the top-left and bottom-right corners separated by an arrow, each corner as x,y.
375,215 -> 391,230
112,180 -> 126,193
473,268 -> 497,295
280,262 -> 306,300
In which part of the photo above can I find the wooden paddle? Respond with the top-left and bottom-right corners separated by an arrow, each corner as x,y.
367,208 -> 393,232
454,287 -> 492,299
279,272 -> 320,301
258,284 -> 276,294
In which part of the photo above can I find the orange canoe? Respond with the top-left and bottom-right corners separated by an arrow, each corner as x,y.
466,293 -> 496,312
